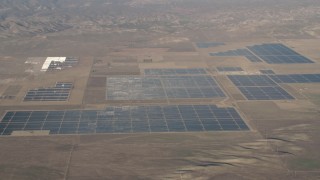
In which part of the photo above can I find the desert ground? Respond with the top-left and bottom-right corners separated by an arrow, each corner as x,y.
0,0 -> 320,179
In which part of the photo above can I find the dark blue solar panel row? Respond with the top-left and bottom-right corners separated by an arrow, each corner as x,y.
24,82 -> 72,101
217,67 -> 243,72
268,74 -> 320,83
107,76 -> 225,100
0,105 -> 249,135
211,49 -> 251,56
260,70 -> 275,74
228,75 -> 294,100
254,55 -> 312,64
209,49 -> 263,62
245,55 -> 263,62
247,44 -> 314,64
248,43 -> 299,56
144,68 -> 207,75
228,75 -> 277,87
196,42 -> 225,48
238,86 -> 294,100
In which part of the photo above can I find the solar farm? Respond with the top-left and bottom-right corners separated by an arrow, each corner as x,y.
1,42 -> 320,136
0,105 -> 248,135
210,43 -> 314,64
41,57 -> 79,71
228,75 -> 295,100
0,40 -> 320,179
2,0 -> 320,178
247,44 -> 314,64
106,75 -> 226,100
24,82 -> 73,101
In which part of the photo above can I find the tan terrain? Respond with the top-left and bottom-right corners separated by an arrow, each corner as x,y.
0,0 -> 320,179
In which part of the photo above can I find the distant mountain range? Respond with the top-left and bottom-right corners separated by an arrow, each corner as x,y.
0,0 -> 319,39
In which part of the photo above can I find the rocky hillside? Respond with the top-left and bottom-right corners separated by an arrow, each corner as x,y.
0,0 -> 319,39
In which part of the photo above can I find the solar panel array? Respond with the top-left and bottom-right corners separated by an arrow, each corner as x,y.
106,76 -> 225,100
144,68 -> 207,75
268,74 -> 320,83
217,67 -> 243,72
210,44 -> 314,64
210,49 -> 263,62
247,44 -> 314,64
260,70 -> 275,74
47,57 -> 79,71
0,105 -> 249,135
24,82 -> 73,101
196,42 -> 225,48
228,75 -> 294,100
64,57 -> 79,66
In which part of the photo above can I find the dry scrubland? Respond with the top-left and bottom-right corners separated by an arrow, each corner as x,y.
0,0 -> 320,179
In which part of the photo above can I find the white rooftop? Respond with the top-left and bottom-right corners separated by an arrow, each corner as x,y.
41,57 -> 66,72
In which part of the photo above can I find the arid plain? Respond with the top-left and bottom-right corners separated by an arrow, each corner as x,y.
0,0 -> 320,179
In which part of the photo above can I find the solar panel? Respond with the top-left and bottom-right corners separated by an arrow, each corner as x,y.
0,105 -> 249,135
228,75 -> 294,100
106,76 -> 225,100
217,67 -> 243,72
238,86 -> 294,100
47,57 -> 79,71
268,74 -> 320,83
24,82 -> 72,101
260,70 -> 275,74
245,55 -> 262,62
247,44 -> 314,64
228,75 -> 277,86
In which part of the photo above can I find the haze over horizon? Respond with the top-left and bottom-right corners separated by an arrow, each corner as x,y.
0,0 -> 319,179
